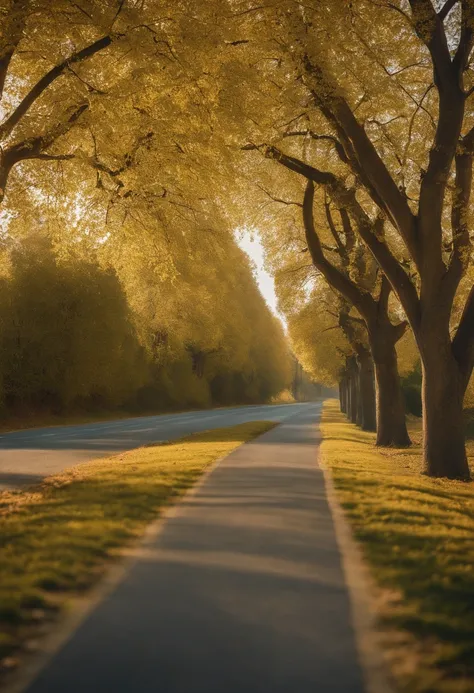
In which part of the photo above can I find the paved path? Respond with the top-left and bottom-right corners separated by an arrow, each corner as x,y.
0,403 -> 311,490
24,403 -> 365,693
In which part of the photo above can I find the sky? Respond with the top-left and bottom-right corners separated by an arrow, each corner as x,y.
236,230 -> 279,316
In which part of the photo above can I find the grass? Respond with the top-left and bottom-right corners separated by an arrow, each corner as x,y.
320,400 -> 474,693
0,420 -> 275,668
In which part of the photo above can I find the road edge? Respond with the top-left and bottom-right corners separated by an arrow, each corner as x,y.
317,418 -> 398,693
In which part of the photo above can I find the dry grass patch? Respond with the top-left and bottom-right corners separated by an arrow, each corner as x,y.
0,421 -> 275,669
321,400 -> 474,693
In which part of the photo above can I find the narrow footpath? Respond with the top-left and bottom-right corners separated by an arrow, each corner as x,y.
24,403 -> 365,693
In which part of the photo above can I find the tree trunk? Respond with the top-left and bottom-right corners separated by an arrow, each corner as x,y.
347,357 -> 359,424
419,335 -> 471,480
339,379 -> 347,413
356,374 -> 364,427
345,375 -> 351,419
370,328 -> 411,447
357,351 -> 376,432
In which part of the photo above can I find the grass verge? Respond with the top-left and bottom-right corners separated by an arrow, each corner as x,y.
0,420 -> 275,669
320,400 -> 474,693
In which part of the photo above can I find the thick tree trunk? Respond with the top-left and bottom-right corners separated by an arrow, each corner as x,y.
370,329 -> 411,447
357,351 -> 376,432
419,336 -> 471,480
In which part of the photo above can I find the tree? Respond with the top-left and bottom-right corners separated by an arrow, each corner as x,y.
274,250 -> 377,429
243,162 -> 409,444
338,300 -> 377,432
223,0 -> 474,478
0,223 -> 292,415
0,0 -> 218,222
0,236 -> 146,412
0,1 -> 128,206
301,178 -> 409,444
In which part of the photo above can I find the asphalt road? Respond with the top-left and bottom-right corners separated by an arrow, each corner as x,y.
25,402 -> 366,693
0,402 -> 313,490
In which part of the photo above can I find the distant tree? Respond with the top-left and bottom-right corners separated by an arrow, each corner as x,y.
0,236 -> 145,412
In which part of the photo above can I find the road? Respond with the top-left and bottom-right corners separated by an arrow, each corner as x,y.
25,402 -> 366,693
0,403 -> 313,490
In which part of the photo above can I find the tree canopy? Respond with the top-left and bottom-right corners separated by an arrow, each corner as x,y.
1,0 -> 473,477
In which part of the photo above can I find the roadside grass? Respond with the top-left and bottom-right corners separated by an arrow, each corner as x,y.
320,400 -> 474,693
0,420 -> 275,667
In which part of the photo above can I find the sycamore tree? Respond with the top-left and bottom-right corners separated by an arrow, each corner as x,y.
217,0 -> 474,479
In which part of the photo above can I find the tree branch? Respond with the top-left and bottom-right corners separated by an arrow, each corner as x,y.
378,273 -> 392,313
324,195 -> 345,253
339,208 -> 355,255
246,142 -> 421,327
453,283 -> 474,387
408,0 -> 453,88
301,54 -> 419,265
444,143 -> 472,300
408,1 -> 467,288
283,129 -> 349,164
302,179 -> 375,318
0,35 -> 113,140
453,0 -> 474,75
0,102 -> 88,202
256,182 -> 302,207
438,0 -> 459,21
0,0 -> 30,101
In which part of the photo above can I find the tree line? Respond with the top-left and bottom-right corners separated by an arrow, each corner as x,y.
0,0 -> 473,478
0,233 -> 291,417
